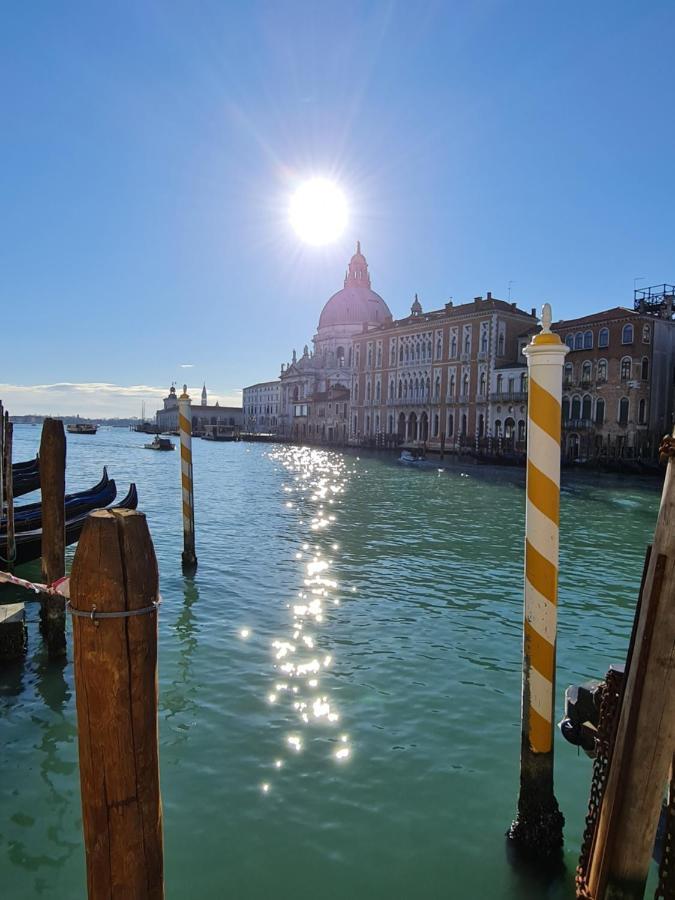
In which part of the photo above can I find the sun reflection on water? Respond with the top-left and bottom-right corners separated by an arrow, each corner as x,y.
263,446 -> 354,788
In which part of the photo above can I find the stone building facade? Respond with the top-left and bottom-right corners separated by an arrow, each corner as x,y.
156,383 -> 243,436
242,380 -> 280,433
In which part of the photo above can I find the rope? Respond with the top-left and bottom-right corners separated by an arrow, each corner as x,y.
0,570 -> 69,597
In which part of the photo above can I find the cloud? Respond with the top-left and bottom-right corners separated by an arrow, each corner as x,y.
180,364 -> 194,368
0,382 -> 242,417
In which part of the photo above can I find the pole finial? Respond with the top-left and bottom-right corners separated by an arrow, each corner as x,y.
540,303 -> 552,333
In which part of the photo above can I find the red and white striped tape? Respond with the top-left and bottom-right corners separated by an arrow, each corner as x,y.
0,570 -> 70,598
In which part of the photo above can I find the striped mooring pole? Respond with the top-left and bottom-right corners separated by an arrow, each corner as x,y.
178,385 -> 197,572
509,303 -> 568,857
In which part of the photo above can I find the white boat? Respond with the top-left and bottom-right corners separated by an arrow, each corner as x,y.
399,448 -> 426,465
67,422 -> 97,435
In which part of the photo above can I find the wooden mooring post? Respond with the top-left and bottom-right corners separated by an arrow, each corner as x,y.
178,385 -> 197,572
3,412 -> 16,568
70,509 -> 164,899
585,433 -> 675,899
39,418 -> 67,656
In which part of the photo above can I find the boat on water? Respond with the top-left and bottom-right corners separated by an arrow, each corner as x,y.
11,458 -> 41,498
398,448 -> 426,465
67,422 -> 98,435
2,469 -> 114,535
1,483 -> 139,568
144,436 -> 175,451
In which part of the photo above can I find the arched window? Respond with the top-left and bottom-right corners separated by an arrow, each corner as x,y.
388,414 -> 393,433
416,344 -> 420,361
434,375 -> 441,400
582,395 -> 592,421
398,380 -> 402,399
504,417 -> 515,439
564,362 -> 573,385
496,374 -> 503,394
478,414 -> 485,437
574,332 -> 583,350
376,347 -> 382,367
595,398 -> 605,425
366,381 -> 371,401
433,413 -> 439,437
449,372 -> 455,397
427,340 -> 432,358
622,324 -> 634,345
399,347 -> 404,363
390,344 -> 396,366
336,346 -> 345,366
389,379 -> 394,399
461,413 -> 467,436
414,378 -> 419,399
479,372 -> 486,396
405,346 -> 410,362
621,357 -> 632,381
565,335 -> 574,350
402,380 -> 407,399
447,412 -> 454,436
367,347 -> 372,366
520,372 -> 528,393
480,327 -> 488,352
597,359 -> 608,382
583,330 -> 593,349
582,360 -> 592,384
436,338 -> 442,359
518,420 -> 526,442
462,373 -> 469,397
498,333 -> 505,356
293,386 -> 299,401
638,398 -> 646,424
562,398 -> 570,422
598,327 -> 609,348
571,395 -> 581,419
375,381 -> 381,401
618,397 -> 629,426
641,357 -> 649,380
494,419 -> 502,437
450,334 -> 457,357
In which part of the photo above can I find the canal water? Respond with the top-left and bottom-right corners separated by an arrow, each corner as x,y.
0,425 -> 662,899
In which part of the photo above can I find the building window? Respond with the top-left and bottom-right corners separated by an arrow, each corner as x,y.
399,347 -> 404,363
367,347 -> 373,367
337,346 -> 345,366
353,415 -> 357,434
390,345 -> 396,366
571,396 -> 581,419
641,357 -> 649,380
597,359 -> 608,382
582,395 -> 592,420
376,347 -> 382,367
638,398 -> 646,424
461,413 -> 467,436
479,372 -> 486,396
598,327 -> 609,348
388,414 -> 393,433
582,360 -> 592,384
463,326 -> 471,354
496,374 -> 503,394
494,419 -> 502,437
434,375 -> 441,400
436,338 -> 442,359
520,372 -> 528,393
583,330 -> 593,349
562,398 -> 570,422
642,324 -> 651,344
447,412 -> 454,436
450,334 -> 457,358
389,379 -> 394,399
564,362 -> 573,386
518,420 -> 526,442
375,381 -> 381,401
565,335 -> 574,350
480,324 -> 488,353
398,380 -> 403,399
618,397 -> 629,426
622,324 -> 634,344
449,372 -> 455,397
462,373 -> 469,397
497,332 -> 505,356
433,413 -> 439,437
574,332 -> 583,350
478,414 -> 484,437
620,357 -> 632,381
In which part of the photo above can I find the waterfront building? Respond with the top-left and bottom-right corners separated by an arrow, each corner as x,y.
554,291 -> 675,459
305,384 -> 350,444
350,292 -> 537,449
156,383 -> 243,436
242,380 -> 281,433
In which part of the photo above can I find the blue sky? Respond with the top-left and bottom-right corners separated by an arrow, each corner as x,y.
2,1 -> 674,415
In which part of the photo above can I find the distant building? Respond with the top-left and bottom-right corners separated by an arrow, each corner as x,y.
155,384 -> 243,436
242,380 -> 281,433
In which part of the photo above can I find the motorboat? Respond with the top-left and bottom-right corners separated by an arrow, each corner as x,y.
67,422 -> 98,435
144,436 -> 175,451
398,448 -> 426,465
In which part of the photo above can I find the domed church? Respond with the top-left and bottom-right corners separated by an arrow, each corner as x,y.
277,243 -> 391,435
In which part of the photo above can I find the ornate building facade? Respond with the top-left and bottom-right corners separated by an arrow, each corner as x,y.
156,383 -> 243,436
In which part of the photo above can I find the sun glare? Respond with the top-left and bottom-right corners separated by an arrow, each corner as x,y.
289,178 -> 348,246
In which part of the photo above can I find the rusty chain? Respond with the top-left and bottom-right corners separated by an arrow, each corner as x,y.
576,668 -> 624,899
655,758 -> 675,900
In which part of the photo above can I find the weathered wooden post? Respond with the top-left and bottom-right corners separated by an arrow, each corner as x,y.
39,418 -> 67,656
3,412 -> 16,568
585,432 -> 675,899
509,303 -> 568,856
70,508 -> 164,899
178,385 -> 197,572
0,400 -> 4,527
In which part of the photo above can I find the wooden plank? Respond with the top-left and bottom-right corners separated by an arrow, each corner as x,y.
587,436 -> 675,899
70,508 -> 164,899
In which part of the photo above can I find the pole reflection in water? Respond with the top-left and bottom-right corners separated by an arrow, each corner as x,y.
259,447 -> 354,793
162,577 -> 199,745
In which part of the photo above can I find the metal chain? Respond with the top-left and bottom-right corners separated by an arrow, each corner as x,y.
576,667 -> 624,899
655,758 -> 675,900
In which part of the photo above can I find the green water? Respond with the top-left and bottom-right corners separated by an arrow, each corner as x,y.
0,426 -> 662,898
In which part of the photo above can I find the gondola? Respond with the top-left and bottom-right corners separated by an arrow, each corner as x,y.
12,460 -> 41,498
1,484 -> 139,568
2,469 -> 115,535
12,455 -> 40,474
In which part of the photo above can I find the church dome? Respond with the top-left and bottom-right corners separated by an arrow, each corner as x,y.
317,242 -> 391,331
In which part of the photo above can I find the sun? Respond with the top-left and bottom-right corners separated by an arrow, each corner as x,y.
289,178 -> 348,246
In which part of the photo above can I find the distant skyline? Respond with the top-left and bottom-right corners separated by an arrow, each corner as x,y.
3,2 -> 674,415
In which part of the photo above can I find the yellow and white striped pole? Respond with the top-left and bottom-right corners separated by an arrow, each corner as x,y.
178,385 -> 197,571
510,303 -> 567,857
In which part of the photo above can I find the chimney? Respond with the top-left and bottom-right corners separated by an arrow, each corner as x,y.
486,291 -> 492,300
531,307 -> 536,317
511,302 -> 517,309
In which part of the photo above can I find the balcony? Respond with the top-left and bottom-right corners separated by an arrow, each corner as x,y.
563,418 -> 595,431
460,352 -> 470,363
489,391 -> 528,403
